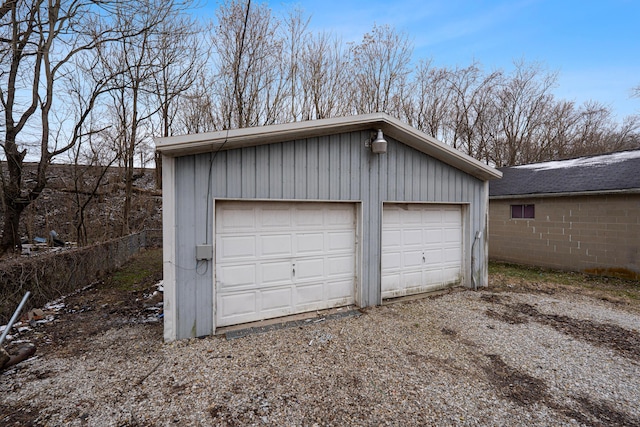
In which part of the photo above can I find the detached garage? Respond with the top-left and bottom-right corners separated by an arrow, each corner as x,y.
156,113 -> 501,341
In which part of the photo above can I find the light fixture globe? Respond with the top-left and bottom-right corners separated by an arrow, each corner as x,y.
371,129 -> 387,154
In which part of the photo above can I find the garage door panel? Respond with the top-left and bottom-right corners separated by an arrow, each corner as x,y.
219,236 -> 256,259
443,266 -> 461,278
328,255 -> 355,276
424,229 -> 442,242
296,233 -> 324,254
328,208 -> 355,226
444,228 -> 461,242
219,292 -> 256,318
295,258 -> 325,280
383,209 -> 401,224
295,209 -> 324,227
404,250 -> 424,268
402,271 -> 423,288
218,264 -> 256,288
219,208 -> 256,230
403,210 -> 423,224
444,247 -> 462,263
295,283 -> 324,305
381,274 -> 400,292
216,201 -> 356,327
329,231 -> 355,251
260,261 -> 292,285
261,287 -> 293,310
382,204 -> 463,299
382,229 -> 401,247
403,229 -> 423,245
423,269 -> 444,284
261,208 -> 292,228
326,279 -> 354,300
381,252 -> 401,270
423,209 -> 441,222
260,234 -> 292,257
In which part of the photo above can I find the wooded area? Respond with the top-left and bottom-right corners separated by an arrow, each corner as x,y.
1,0 -> 639,255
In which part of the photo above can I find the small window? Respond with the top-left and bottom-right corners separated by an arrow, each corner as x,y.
511,204 -> 535,219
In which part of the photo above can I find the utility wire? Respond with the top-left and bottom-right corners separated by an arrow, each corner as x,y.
200,0 -> 252,272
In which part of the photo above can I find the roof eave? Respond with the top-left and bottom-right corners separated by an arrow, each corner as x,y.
377,115 -> 502,181
155,113 -> 502,181
490,188 -> 640,199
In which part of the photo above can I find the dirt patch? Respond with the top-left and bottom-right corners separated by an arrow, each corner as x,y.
2,249 -> 164,362
208,392 -> 273,426
0,402 -> 42,427
483,353 -> 548,406
512,303 -> 640,361
4,283 -> 163,360
440,327 -> 457,336
482,293 -> 528,324
571,394 -> 640,427
480,294 -> 640,361
482,354 -> 640,426
480,293 -> 509,304
485,307 -> 529,325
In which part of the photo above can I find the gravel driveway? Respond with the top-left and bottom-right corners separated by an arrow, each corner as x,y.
2,288 -> 640,426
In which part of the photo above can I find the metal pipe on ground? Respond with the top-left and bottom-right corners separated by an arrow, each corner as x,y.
0,291 -> 31,346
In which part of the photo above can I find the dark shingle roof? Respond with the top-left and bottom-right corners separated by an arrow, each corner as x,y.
489,150 -> 640,197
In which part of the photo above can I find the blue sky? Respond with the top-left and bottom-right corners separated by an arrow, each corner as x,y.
205,0 -> 640,119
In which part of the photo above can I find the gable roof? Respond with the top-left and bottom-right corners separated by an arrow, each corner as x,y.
155,113 -> 501,181
490,150 -> 640,198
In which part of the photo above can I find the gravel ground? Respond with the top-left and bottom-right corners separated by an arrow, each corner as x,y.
2,288 -> 640,426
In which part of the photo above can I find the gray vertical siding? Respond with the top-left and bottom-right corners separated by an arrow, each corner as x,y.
171,130 -> 487,338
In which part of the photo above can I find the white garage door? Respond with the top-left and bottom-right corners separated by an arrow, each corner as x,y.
215,201 -> 356,327
381,204 -> 463,299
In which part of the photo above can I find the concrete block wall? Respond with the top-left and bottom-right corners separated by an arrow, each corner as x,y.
489,194 -> 640,279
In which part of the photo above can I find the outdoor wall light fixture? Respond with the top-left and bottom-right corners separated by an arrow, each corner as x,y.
369,129 -> 387,154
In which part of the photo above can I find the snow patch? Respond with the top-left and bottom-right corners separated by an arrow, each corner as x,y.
516,150 -> 640,171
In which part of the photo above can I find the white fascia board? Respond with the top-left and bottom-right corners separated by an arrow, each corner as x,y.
155,114 -> 381,155
155,113 -> 502,181
376,115 -> 502,181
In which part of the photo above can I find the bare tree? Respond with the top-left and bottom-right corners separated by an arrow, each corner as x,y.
99,10 -> 153,235
444,63 -> 502,160
400,59 -> 452,141
492,61 -> 558,166
348,24 -> 413,115
569,102 -> 640,157
299,31 -> 349,120
176,73 -> 221,134
70,131 -> 119,246
149,13 -> 208,188
212,0 -> 284,129
281,7 -> 310,122
96,0 -> 194,234
537,99 -> 579,161
0,0 -> 132,255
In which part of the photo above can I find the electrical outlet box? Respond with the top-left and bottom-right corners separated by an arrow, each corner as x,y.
196,244 -> 213,260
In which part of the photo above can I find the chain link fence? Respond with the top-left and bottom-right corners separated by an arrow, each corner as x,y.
0,230 -> 160,324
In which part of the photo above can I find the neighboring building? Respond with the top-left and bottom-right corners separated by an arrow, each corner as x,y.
156,113 -> 501,341
489,150 -> 640,279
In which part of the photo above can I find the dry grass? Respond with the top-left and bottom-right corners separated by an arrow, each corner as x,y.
489,261 -> 640,309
